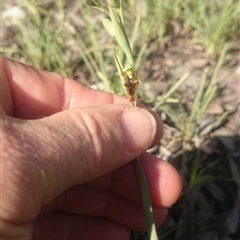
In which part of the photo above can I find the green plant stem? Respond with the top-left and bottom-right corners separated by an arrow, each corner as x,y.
134,157 -> 158,240
130,14 -> 141,50
153,72 -> 189,110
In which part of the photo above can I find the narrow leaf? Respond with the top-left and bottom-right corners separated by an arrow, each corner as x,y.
102,18 -> 115,36
83,0 -> 99,7
108,6 -> 134,66
135,158 -> 159,240
83,0 -> 108,13
106,0 -> 120,8
113,50 -> 124,76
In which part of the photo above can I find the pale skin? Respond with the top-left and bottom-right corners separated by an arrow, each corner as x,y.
0,56 -> 182,240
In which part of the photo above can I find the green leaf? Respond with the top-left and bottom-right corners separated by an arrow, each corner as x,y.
109,6 -> 134,66
83,0 -> 107,13
106,0 -> 120,8
83,0 -> 99,7
135,158 -> 159,240
113,50 -> 124,76
102,18 -> 115,36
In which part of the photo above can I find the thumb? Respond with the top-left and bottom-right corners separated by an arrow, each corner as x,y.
1,104 -> 162,222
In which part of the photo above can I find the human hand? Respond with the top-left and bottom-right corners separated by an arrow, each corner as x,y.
0,56 -> 182,240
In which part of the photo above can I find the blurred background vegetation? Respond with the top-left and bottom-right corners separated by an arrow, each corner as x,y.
1,0 -> 240,239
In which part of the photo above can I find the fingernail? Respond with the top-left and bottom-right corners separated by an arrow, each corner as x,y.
119,109 -> 156,152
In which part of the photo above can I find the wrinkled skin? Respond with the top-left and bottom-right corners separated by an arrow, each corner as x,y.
0,56 -> 182,240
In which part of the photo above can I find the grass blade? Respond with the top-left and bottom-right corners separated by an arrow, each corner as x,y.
135,157 -> 158,240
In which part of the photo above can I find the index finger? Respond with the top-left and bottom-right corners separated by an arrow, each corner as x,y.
0,56 -> 128,119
